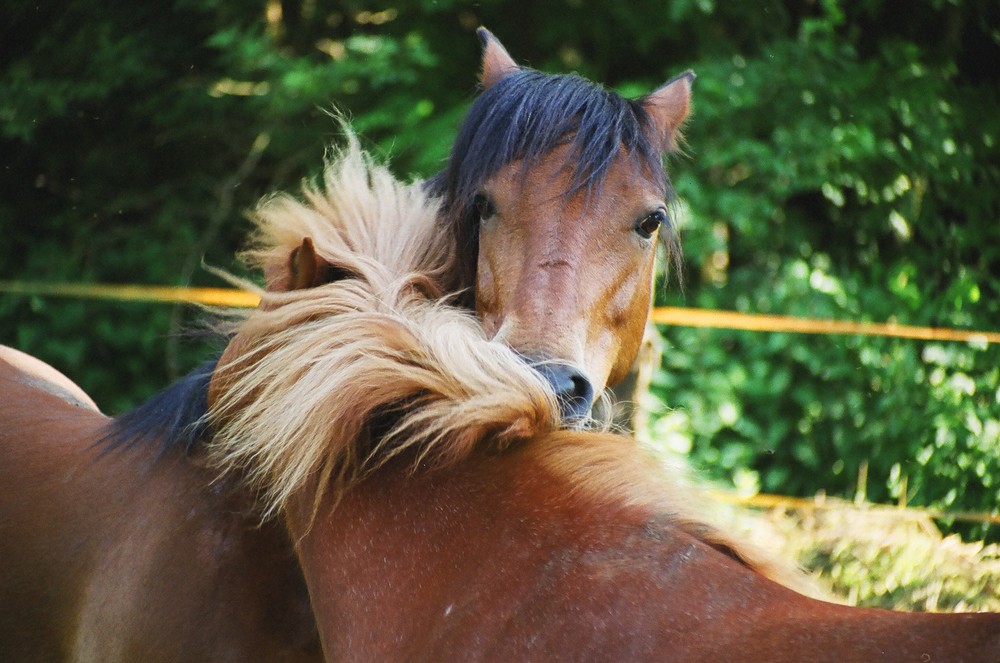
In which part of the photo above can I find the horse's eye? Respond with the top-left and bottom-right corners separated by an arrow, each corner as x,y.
636,209 -> 666,239
474,194 -> 497,222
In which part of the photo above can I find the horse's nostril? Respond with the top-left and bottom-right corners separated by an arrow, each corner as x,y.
568,374 -> 593,402
532,362 -> 594,423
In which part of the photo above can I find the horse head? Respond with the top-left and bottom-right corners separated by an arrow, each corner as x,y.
433,29 -> 693,422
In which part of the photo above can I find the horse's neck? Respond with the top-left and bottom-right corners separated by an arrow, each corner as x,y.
290,447 -> 1000,662
288,449 -> 759,659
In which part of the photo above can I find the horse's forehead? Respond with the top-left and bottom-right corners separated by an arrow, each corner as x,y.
488,145 -> 664,215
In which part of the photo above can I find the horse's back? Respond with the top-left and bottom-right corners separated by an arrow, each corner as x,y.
305,441 -> 1000,663
0,348 -> 112,660
0,345 -> 100,412
0,350 -> 319,663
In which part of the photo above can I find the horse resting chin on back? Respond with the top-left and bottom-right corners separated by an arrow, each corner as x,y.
427,29 -> 693,421
203,132 -> 1000,662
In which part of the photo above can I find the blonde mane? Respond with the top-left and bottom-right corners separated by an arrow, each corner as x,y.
206,135 -> 560,521
205,134 -> 817,596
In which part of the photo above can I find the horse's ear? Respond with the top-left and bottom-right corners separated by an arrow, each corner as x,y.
264,237 -> 331,291
478,27 -> 518,89
289,237 -> 323,290
209,237 -> 329,410
642,71 -> 695,152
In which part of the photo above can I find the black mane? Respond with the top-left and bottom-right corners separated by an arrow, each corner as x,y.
98,359 -> 216,457
426,67 -> 680,299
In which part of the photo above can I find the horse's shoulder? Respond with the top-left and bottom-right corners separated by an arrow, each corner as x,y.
0,345 -> 101,413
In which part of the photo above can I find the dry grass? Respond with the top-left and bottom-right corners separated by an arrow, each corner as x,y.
723,497 -> 1000,612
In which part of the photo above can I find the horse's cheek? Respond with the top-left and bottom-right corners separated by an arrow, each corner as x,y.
602,265 -> 653,387
474,250 -> 502,338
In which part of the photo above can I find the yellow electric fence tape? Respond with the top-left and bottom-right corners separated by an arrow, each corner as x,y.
5,281 -> 998,344
649,306 -> 1000,344
0,281 -> 261,308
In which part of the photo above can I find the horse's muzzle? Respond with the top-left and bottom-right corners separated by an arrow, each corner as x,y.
530,360 -> 595,425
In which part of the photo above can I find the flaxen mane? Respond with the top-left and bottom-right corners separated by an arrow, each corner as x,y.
205,135 -> 818,597
206,136 -> 559,520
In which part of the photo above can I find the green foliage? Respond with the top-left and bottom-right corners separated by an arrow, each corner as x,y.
647,0 -> 1000,539
0,0 -> 472,406
2,1 -> 998,545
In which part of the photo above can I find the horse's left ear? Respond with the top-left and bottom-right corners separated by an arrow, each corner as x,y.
642,71 -> 695,152
478,27 -> 518,89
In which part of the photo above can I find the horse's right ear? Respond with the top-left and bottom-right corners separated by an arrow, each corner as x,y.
478,27 -> 518,89
264,237 -> 331,291
210,237 -> 329,411
642,71 -> 695,152
288,237 -> 325,290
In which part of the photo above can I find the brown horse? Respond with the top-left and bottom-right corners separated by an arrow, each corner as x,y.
202,141 -> 1000,662
430,29 -> 692,419
0,30 -> 689,660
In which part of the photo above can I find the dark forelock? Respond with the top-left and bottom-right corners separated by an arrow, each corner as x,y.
435,69 -> 669,208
